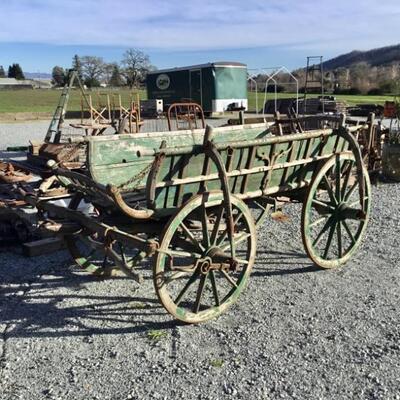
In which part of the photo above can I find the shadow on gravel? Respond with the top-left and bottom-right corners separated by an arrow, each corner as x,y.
253,249 -> 320,277
0,262 -> 181,340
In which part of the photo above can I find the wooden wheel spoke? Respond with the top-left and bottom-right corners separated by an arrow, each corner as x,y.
347,200 -> 361,208
165,270 -> 193,284
180,222 -> 205,252
216,211 -> 243,247
323,223 -> 336,259
219,269 -> 238,288
193,274 -> 207,313
337,221 -> 343,258
341,161 -> 354,199
174,269 -> 200,306
344,181 -> 358,202
160,248 -> 202,259
220,232 -> 251,252
210,207 -> 224,246
209,270 -> 220,306
309,215 -> 329,228
117,242 -> 127,265
322,175 -> 338,205
312,199 -> 335,213
200,204 -> 210,248
312,217 -> 333,247
342,220 -> 356,245
335,157 -> 341,202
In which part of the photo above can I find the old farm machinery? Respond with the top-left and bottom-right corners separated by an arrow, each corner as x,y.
1,114 -> 371,322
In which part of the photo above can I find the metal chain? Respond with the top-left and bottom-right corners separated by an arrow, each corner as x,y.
116,157 -> 157,192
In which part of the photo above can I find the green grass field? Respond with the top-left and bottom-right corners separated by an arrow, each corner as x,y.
246,91 -> 393,112
0,88 -> 394,114
0,88 -> 147,114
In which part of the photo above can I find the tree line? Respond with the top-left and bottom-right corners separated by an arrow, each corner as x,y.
52,49 -> 156,89
0,64 -> 25,80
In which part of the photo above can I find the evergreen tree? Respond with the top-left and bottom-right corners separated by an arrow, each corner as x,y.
8,64 -> 25,80
72,55 -> 83,82
0,66 -> 5,78
109,64 -> 124,87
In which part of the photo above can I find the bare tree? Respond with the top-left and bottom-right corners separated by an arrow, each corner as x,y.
121,49 -> 151,88
81,56 -> 105,87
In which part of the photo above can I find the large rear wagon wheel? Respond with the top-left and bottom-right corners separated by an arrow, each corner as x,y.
302,153 -> 371,269
154,192 -> 256,323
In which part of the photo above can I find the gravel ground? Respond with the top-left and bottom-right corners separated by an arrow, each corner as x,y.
0,181 -> 399,400
0,120 -> 51,149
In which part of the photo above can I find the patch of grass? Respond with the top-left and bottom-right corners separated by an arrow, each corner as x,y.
0,88 -> 147,114
147,330 -> 168,342
210,359 -> 224,368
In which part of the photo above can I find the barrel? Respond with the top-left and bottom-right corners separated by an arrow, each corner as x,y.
382,143 -> 400,181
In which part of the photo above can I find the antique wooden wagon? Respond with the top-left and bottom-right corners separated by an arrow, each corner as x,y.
5,120 -> 371,323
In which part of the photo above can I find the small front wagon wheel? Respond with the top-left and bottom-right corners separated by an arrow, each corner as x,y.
154,192 -> 256,323
302,153 -> 371,269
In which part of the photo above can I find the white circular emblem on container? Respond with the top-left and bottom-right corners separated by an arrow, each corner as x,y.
156,74 -> 170,90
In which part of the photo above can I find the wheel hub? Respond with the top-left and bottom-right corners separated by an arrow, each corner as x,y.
196,246 -> 239,274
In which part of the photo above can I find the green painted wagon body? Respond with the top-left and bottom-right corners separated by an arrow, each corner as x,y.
86,123 -> 349,216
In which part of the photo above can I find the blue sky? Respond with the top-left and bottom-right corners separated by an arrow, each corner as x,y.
0,0 -> 399,73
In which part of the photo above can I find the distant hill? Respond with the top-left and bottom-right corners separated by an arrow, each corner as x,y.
24,72 -> 52,79
323,44 -> 400,70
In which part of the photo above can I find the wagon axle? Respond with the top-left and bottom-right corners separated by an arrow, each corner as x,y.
195,247 -> 240,275
317,201 -> 366,222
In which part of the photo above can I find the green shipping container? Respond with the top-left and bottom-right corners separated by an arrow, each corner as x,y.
146,62 -> 247,113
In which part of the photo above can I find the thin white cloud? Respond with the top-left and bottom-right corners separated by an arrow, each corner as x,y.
0,0 -> 399,51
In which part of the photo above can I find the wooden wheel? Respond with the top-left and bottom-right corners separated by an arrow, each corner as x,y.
154,191 -> 256,323
65,194 -> 144,280
302,152 -> 371,269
